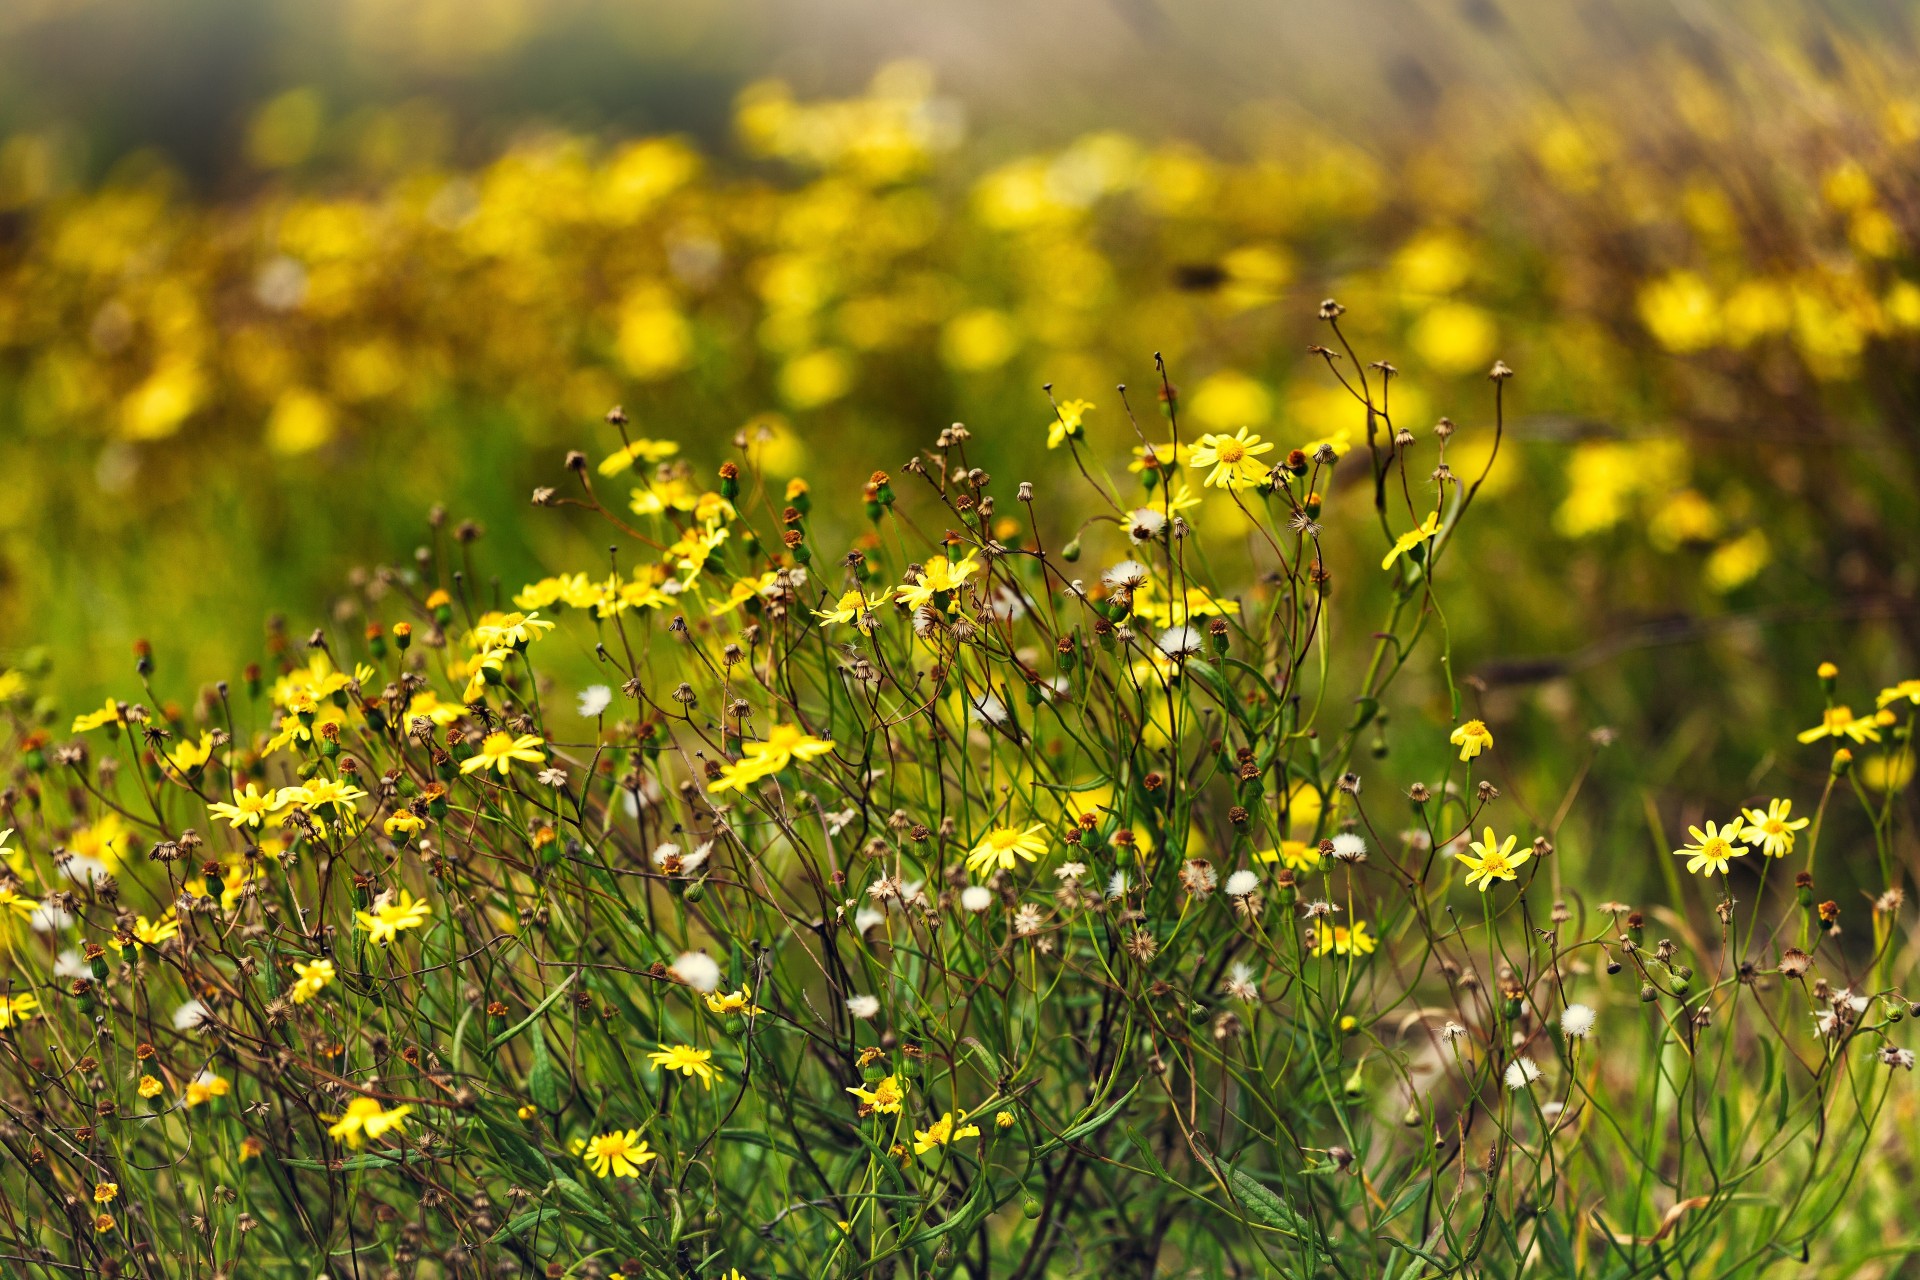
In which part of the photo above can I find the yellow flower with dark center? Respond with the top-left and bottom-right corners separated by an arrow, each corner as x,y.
847,1073 -> 907,1115
964,824 -> 1048,875
1675,819 -> 1747,876
912,1111 -> 981,1155
1382,512 -> 1442,571
1449,719 -> 1494,761
290,957 -> 336,1004
326,1096 -> 413,1148
383,811 -> 426,840
1741,798 -> 1809,858
210,782 -> 282,829
1190,427 -> 1274,489
583,1129 -> 657,1177
1796,705 -> 1881,744
461,732 -> 547,776
1047,398 -> 1093,449
1455,828 -> 1530,891
355,889 -> 431,945
93,1182 -> 117,1204
647,1043 -> 719,1089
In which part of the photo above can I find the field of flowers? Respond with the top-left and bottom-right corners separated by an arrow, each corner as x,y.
2,5 -> 1920,1277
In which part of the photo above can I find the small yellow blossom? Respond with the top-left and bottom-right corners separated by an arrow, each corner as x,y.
847,1073 -> 908,1115
583,1128 -> 658,1177
383,810 -> 427,839
290,957 -> 336,1004
326,1096 -> 413,1148
166,732 -> 216,774
597,437 -> 680,476
1189,427 -> 1274,489
1048,398 -> 1093,449
138,1076 -> 163,1099
355,889 -> 432,945
1741,798 -> 1809,858
1455,828 -> 1530,891
1314,921 -> 1377,957
1382,512 -> 1442,571
93,1182 -> 117,1204
815,587 -> 895,634
1675,818 -> 1747,876
913,1111 -> 981,1155
209,782 -> 282,829
0,886 -> 41,920
1797,705 -> 1880,745
0,992 -> 39,1028
461,731 -> 548,776
647,1043 -> 719,1089
705,986 -> 763,1017
1449,719 -> 1494,761
1258,841 -> 1322,873
184,1073 -> 230,1109
1876,678 -> 1920,709
965,824 -> 1048,875
706,724 -> 836,793
71,699 -> 126,733
897,553 -> 980,610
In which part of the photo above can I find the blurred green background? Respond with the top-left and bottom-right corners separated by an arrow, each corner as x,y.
2,0 -> 1918,902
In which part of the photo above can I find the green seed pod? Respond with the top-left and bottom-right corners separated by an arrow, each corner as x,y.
1640,984 -> 1658,1003
1060,537 -> 1081,563
1023,1197 -> 1043,1220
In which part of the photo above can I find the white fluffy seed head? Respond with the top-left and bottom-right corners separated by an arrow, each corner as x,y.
1559,1003 -> 1596,1038
845,994 -> 880,1019
1504,1058 -> 1541,1090
1224,870 -> 1260,898
960,885 -> 993,913
669,951 -> 721,993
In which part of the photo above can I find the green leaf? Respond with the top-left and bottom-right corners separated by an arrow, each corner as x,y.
528,1031 -> 563,1112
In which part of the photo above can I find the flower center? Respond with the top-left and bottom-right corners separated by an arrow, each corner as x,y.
1217,441 -> 1246,463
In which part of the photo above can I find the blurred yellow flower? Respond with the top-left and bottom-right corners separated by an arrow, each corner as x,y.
965,824 -> 1048,875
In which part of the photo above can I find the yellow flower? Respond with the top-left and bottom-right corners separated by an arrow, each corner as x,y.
166,732 -> 216,774
137,1076 -> 163,1099
707,724 -> 836,793
0,670 -> 24,702
0,885 -> 40,920
1449,719 -> 1493,761
647,1043 -> 719,1089
1381,512 -> 1441,571
1675,818 -> 1747,877
184,1072 -> 230,1109
1314,921 -> 1376,957
1257,841 -> 1322,873
279,777 -> 368,812
326,1096 -> 414,1148
1048,398 -> 1093,449
383,810 -> 427,840
93,1213 -> 114,1234
514,572 -> 598,611
964,824 -> 1048,875
847,1073 -> 908,1115
93,1182 -> 118,1204
1740,799 -> 1808,858
1455,828 -> 1530,891
1128,441 -> 1190,473
1189,427 -> 1274,489
459,647 -> 513,703
209,782 -> 283,829
461,731 -> 548,776
994,1110 -> 1016,1129
110,912 -> 181,955
597,438 -> 680,476
1876,678 -> 1920,709
912,1111 -> 981,1155
0,992 -> 39,1028
583,1128 -> 658,1177
897,553 -> 980,610
709,572 -> 780,617
290,957 -> 336,1004
705,986 -> 763,1017
468,610 -> 556,651
71,699 -> 125,733
355,889 -> 432,945
815,587 -> 895,634
1797,705 -> 1881,744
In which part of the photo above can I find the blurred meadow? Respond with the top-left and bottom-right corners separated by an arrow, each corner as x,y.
4,0 -> 1920,1273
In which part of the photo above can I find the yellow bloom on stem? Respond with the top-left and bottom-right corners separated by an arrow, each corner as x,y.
166,732 -> 216,774
290,957 -> 336,1004
897,553 -> 980,610
597,437 -> 680,476
1128,441 -> 1190,473
0,885 -> 40,920
1258,841 -> 1322,873
1675,818 -> 1747,876
815,587 -> 895,634
468,610 -> 555,650
1382,512 -> 1442,571
184,1072 -> 230,1109
1450,719 -> 1493,761
0,992 -> 39,1028
1314,920 -> 1376,957
71,699 -> 125,733
137,1075 -> 163,1099
1455,828 -> 1530,890
383,810 -> 426,839
1876,678 -> 1920,708
110,912 -> 181,955
93,1213 -> 114,1234
705,986 -> 762,1017
847,1073 -> 908,1115
709,572 -> 779,617
964,824 -> 1048,875
648,1043 -> 719,1089
461,731 -> 547,776
583,1129 -> 657,1177
1741,798 -> 1809,858
280,777 -> 368,812
460,648 -> 512,702
707,724 -> 835,793
326,1096 -> 413,1148
1047,398 -> 1093,449
355,889 -> 431,945
209,782 -> 283,829
93,1182 -> 117,1204
1796,705 -> 1880,744
912,1111 -> 981,1155
1189,427 -> 1274,489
